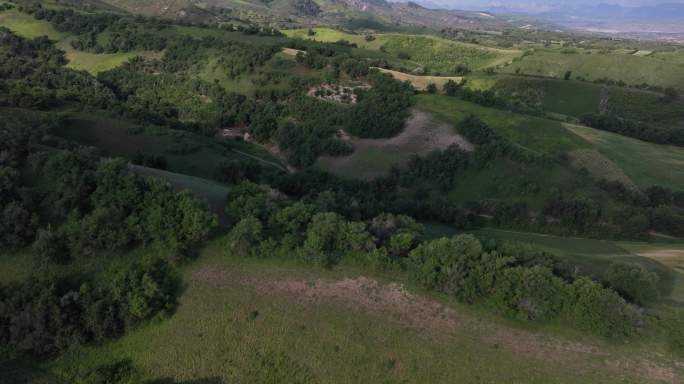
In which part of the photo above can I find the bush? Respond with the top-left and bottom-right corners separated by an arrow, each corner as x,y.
605,262 -> 659,306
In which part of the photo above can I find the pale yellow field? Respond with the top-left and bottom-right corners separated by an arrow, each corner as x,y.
373,67 -> 462,91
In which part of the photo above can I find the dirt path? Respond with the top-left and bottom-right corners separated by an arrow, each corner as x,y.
189,265 -> 683,384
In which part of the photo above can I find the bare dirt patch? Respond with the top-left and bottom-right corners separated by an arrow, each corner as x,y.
263,276 -> 460,332
318,109 -> 473,180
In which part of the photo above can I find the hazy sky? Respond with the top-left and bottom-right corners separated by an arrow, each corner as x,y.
424,0 -> 684,8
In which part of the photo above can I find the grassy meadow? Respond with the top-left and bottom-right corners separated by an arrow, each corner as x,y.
0,9 -> 155,74
317,110 -> 472,179
564,123 -> 684,191
0,9 -> 68,40
37,235 -> 684,383
416,94 -> 588,156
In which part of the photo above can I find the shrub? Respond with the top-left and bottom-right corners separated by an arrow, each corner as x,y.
605,262 -> 659,306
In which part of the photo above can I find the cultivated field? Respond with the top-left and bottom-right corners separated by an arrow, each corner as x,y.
373,67 -> 462,91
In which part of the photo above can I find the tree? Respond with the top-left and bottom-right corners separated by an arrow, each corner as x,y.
426,83 -> 437,94
605,262 -> 660,305
32,226 -> 69,265
227,216 -> 263,257
564,70 -> 572,80
442,79 -> 460,96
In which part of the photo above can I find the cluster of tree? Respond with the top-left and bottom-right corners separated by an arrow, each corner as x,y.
348,72 -> 415,138
581,114 -> 684,147
0,259 -> 177,356
0,113 -> 218,259
22,4 -> 169,53
408,235 -> 643,337
223,182 -> 647,337
0,28 -> 114,109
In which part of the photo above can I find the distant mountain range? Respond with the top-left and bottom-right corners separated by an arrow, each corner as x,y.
407,1 -> 684,33
99,0 -> 548,31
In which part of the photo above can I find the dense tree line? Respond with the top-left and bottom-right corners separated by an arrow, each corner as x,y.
581,113 -> 684,147
0,259 -> 177,356
0,113 -> 220,358
222,181 -> 646,337
0,27 -> 114,109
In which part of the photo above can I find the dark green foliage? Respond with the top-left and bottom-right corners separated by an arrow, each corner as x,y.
302,212 -> 372,268
348,72 -> 415,138
0,28 -> 114,109
605,262 -> 660,306
226,181 -> 284,223
426,83 -> 437,94
227,216 -> 263,258
442,79 -> 461,96
566,277 -> 642,337
581,113 -> 684,146
293,0 -> 321,16
408,235 -> 642,337
0,259 -> 177,356
544,195 -> 601,230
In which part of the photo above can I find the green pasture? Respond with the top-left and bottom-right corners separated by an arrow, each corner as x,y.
501,49 -> 684,90
40,236 -> 681,384
416,94 -> 588,156
564,124 -> 684,191
0,9 -> 68,40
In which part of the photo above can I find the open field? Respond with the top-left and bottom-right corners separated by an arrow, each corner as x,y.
501,49 -> 684,90
0,10 -> 68,40
373,67 -> 462,91
567,149 -> 637,188
43,236 -> 684,383
416,94 -> 588,156
0,9 -> 157,74
317,110 -> 472,179
284,28 -> 523,72
55,38 -> 161,74
564,123 -> 684,191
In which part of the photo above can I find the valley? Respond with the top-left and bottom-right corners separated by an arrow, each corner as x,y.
1,0 -> 684,383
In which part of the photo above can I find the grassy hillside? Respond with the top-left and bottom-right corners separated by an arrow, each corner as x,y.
416,94 -> 588,156
55,112 -> 286,180
564,123 -> 684,191
284,28 -> 523,72
501,48 -> 684,90
41,236 -> 684,383
0,9 -> 157,74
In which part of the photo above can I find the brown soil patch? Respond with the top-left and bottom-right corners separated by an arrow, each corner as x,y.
357,109 -> 474,152
263,276 -> 460,332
